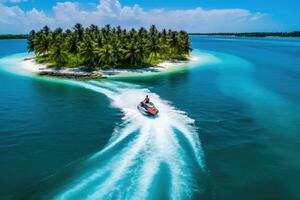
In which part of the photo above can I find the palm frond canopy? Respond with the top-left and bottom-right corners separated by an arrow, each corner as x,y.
28,24 -> 192,70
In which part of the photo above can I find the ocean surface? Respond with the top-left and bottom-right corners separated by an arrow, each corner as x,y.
0,36 -> 299,200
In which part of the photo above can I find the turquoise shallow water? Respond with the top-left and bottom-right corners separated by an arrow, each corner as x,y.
0,37 -> 300,200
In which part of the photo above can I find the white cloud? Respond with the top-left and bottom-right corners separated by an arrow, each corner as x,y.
0,0 -> 279,34
0,3 -> 53,33
0,0 -> 27,3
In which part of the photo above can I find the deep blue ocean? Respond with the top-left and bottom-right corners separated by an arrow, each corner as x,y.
0,36 -> 299,200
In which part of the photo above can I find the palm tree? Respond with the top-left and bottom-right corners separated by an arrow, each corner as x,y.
50,44 -> 68,68
89,24 -> 99,33
124,42 -> 145,66
27,30 -> 36,53
79,37 -> 98,70
149,25 -> 158,37
116,26 -> 122,37
104,24 -> 111,32
67,33 -> 79,54
42,26 -> 51,36
168,31 -> 180,55
97,44 -> 116,67
179,31 -> 192,55
34,26 -> 52,55
41,35 -> 51,55
32,31 -> 51,56
73,23 -> 84,42
112,41 -> 124,65
49,31 -> 68,68
138,27 -> 148,37
147,36 -> 160,61
52,28 -> 63,41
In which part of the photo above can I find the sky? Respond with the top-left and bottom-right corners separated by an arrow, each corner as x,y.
0,0 -> 299,34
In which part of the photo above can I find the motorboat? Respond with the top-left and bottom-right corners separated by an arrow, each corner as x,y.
137,101 -> 159,117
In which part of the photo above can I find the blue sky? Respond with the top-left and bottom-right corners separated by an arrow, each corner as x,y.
0,0 -> 299,33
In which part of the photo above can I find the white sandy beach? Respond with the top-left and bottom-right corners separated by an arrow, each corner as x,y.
21,55 -> 200,78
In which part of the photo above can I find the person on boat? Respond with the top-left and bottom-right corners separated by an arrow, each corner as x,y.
144,95 -> 150,103
141,95 -> 150,107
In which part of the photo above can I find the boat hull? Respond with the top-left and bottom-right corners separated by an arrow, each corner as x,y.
137,104 -> 159,117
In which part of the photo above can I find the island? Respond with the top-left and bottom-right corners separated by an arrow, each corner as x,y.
26,24 -> 192,78
0,34 -> 28,40
189,31 -> 300,37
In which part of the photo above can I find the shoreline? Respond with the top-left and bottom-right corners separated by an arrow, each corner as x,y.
21,56 -> 200,79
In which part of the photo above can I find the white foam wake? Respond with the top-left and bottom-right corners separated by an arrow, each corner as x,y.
54,80 -> 205,200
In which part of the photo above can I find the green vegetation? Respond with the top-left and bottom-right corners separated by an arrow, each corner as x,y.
190,31 -> 300,37
0,34 -> 28,39
28,24 -> 191,71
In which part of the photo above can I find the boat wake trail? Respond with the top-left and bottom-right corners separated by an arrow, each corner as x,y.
55,80 -> 205,200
